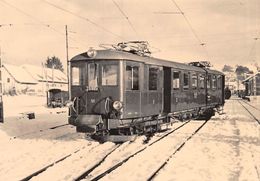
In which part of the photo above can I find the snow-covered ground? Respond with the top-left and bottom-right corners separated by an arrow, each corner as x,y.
3,95 -> 67,118
0,96 -> 259,181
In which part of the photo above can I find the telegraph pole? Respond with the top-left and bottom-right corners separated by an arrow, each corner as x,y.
65,25 -> 71,100
0,47 -> 3,123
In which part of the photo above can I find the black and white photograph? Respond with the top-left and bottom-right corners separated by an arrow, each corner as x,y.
0,0 -> 259,180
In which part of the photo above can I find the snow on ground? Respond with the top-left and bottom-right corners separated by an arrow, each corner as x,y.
154,99 -> 260,181
0,96 -> 259,181
3,95 -> 67,118
30,142 -> 116,181
100,121 -> 206,181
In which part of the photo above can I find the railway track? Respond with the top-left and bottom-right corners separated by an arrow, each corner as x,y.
238,100 -> 260,124
75,121 -> 191,181
20,143 -> 101,181
241,100 -> 260,112
147,120 -> 208,180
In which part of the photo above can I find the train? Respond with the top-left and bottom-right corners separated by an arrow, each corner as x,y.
68,42 -> 225,142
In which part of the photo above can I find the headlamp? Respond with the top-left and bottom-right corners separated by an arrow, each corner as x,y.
112,101 -> 123,110
87,47 -> 97,58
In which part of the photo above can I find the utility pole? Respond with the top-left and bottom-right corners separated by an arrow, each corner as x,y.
0,47 -> 3,123
65,25 -> 71,100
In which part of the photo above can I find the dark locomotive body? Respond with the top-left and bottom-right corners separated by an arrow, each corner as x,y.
68,49 -> 225,142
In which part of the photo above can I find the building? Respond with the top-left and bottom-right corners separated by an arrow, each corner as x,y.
22,64 -> 68,95
242,72 -> 260,96
2,64 -> 38,95
2,63 -> 68,96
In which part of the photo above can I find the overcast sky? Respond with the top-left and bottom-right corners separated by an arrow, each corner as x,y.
0,0 -> 259,71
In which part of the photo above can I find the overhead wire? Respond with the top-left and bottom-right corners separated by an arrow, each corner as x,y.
0,0 -> 64,35
41,0 -> 125,40
246,31 -> 259,64
169,0 -> 211,60
111,0 -> 140,39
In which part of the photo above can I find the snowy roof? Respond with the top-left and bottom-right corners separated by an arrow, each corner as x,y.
3,64 -> 38,84
22,64 -> 68,83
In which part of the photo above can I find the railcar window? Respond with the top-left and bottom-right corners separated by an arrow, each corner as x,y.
207,75 -> 211,89
183,73 -> 189,90
173,71 -> 180,90
72,67 -> 80,85
149,67 -> 158,90
125,65 -> 139,90
217,75 -> 222,89
102,65 -> 118,86
199,74 -> 205,89
88,63 -> 98,91
212,75 -> 217,89
191,73 -> 198,89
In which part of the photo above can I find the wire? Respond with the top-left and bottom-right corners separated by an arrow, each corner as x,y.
111,0 -> 140,39
246,33 -> 259,63
170,0 -> 211,59
41,0 -> 125,40
0,0 -> 63,35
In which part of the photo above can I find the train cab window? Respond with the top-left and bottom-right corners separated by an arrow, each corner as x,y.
172,71 -> 180,90
183,73 -> 189,90
72,66 -> 85,86
125,65 -> 139,90
149,67 -> 158,90
207,75 -> 211,89
88,63 -> 98,90
72,67 -> 80,86
199,74 -> 205,89
217,75 -> 222,89
212,75 -> 217,89
102,64 -> 118,86
191,73 -> 198,89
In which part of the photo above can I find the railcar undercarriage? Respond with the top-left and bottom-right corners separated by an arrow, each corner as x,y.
73,106 -> 221,143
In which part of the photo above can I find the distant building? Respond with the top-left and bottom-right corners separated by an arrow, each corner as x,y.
242,72 -> 260,96
22,64 -> 68,95
2,63 -> 68,96
2,64 -> 37,95
224,71 -> 248,94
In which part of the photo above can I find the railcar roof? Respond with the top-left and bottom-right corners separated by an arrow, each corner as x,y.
71,49 -> 223,75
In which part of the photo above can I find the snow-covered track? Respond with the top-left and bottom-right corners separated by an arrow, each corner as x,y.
147,120 -> 208,180
20,144 -> 99,181
241,100 -> 260,112
238,100 -> 260,124
74,144 -> 122,181
20,148 -> 82,181
85,121 -> 190,181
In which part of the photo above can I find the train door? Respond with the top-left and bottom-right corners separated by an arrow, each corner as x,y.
145,65 -> 163,116
163,67 -> 171,113
86,62 -> 101,114
124,62 -> 142,118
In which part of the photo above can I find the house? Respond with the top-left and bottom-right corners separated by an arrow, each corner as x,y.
2,64 -> 38,95
242,72 -> 260,96
22,64 -> 68,95
2,63 -> 68,96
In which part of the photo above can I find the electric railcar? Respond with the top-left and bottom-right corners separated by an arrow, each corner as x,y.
68,45 -> 225,142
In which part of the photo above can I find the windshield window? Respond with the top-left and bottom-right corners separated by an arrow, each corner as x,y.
88,63 -> 98,91
102,64 -> 118,86
72,67 -> 80,85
